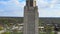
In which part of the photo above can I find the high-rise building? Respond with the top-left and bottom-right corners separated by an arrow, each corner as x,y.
23,0 -> 39,34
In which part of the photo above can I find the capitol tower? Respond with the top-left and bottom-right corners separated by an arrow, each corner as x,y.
23,0 -> 39,34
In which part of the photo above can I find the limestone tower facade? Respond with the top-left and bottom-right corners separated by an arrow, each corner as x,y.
23,0 -> 39,34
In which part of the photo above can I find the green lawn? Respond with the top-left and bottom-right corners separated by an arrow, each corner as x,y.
39,32 -> 55,34
1,31 -> 55,34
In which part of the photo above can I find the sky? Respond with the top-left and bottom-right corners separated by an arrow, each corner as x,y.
0,0 -> 60,17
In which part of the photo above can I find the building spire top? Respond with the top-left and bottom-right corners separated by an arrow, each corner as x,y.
26,0 -> 36,7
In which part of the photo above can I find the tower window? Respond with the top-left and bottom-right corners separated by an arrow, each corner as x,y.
30,0 -> 33,6
26,1 -> 28,6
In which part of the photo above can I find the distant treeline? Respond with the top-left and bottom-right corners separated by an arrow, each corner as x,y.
0,17 -> 60,26
0,17 -> 23,24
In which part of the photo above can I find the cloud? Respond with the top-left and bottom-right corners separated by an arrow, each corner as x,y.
0,0 -> 60,17
37,0 -> 60,17
37,0 -> 60,9
50,0 -> 58,8
0,0 -> 25,17
39,9 -> 60,17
